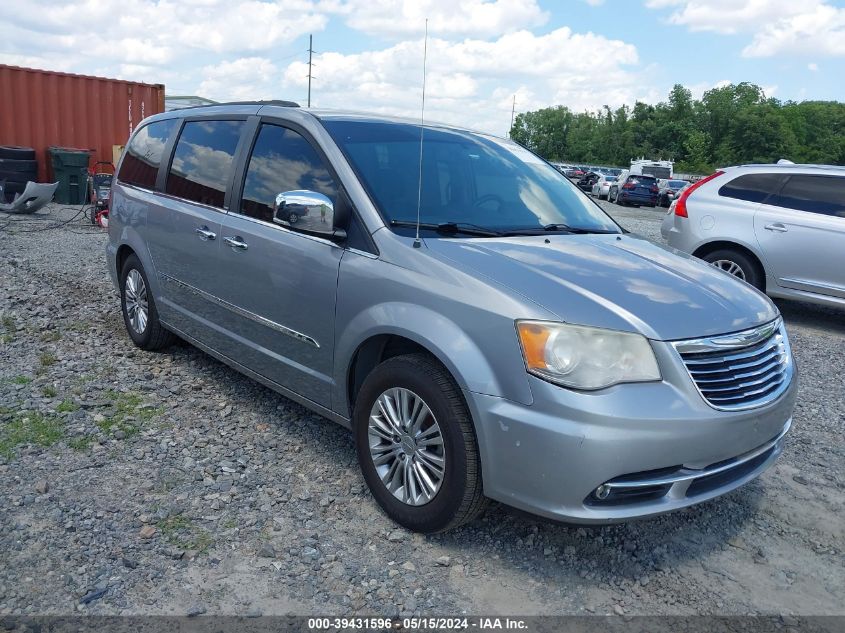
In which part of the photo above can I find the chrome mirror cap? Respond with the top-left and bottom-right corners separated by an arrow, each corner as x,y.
273,190 -> 336,235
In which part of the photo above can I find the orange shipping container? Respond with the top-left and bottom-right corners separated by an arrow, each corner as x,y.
0,64 -> 165,183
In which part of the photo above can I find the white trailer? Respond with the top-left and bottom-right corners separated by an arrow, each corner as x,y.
630,158 -> 673,180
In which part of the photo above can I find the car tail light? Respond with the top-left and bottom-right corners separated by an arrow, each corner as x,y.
622,183 -> 634,190
675,171 -> 725,218
650,185 -> 658,193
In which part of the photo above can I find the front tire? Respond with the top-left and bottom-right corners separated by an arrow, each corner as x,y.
701,249 -> 764,291
120,254 -> 176,351
353,354 -> 487,533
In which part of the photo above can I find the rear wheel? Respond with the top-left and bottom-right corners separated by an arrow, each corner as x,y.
701,249 -> 764,291
354,354 -> 487,533
120,254 -> 176,350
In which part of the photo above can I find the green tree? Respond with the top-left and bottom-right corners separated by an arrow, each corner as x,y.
511,82 -> 844,173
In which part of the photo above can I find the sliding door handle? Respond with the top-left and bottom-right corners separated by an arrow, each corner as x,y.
195,226 -> 216,240
223,236 -> 249,251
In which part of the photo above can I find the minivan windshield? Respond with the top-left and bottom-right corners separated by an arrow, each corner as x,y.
323,120 -> 621,236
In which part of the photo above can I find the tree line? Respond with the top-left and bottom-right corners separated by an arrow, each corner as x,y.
509,83 -> 845,174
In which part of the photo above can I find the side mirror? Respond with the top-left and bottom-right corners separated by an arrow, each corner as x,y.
273,190 -> 345,240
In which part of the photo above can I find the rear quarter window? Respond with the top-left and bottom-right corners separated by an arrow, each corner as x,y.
773,174 -> 845,217
117,119 -> 178,189
718,173 -> 787,203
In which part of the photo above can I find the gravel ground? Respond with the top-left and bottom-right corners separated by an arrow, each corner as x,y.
0,202 -> 842,617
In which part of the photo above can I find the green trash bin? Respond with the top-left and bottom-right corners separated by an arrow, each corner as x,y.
48,147 -> 92,204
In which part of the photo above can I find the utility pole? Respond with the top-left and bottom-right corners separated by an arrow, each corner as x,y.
307,34 -> 314,108
509,94 -> 516,137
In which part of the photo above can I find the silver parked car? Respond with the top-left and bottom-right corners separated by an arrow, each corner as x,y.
590,174 -> 615,200
662,163 -> 845,309
107,102 -> 796,532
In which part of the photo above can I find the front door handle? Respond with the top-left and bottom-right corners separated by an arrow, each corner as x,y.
195,226 -> 216,241
223,236 -> 249,251
764,223 -> 788,233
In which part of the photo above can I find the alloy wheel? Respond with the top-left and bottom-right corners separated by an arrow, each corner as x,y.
367,387 -> 445,506
711,259 -> 746,280
124,269 -> 149,334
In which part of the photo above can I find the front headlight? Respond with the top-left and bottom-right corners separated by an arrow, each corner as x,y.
516,320 -> 661,390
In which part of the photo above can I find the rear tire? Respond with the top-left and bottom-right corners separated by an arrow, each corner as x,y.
701,249 -> 764,291
353,354 -> 487,533
120,254 -> 176,351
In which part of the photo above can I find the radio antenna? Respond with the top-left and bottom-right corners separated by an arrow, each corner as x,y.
413,18 -> 429,249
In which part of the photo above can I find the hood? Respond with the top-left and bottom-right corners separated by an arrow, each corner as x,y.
424,233 -> 778,341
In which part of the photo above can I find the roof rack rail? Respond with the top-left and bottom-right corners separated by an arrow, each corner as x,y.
218,99 -> 300,108
174,99 -> 300,111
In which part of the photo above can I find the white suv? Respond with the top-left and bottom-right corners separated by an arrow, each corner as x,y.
661,163 -> 845,309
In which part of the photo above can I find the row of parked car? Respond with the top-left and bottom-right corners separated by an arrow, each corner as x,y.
570,168 -> 691,209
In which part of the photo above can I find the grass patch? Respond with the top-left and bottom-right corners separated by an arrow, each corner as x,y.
1,314 -> 14,330
97,390 -> 163,438
0,411 -> 64,459
56,399 -> 80,413
39,352 -> 58,368
42,385 -> 58,398
0,334 -> 13,344
65,320 -> 90,333
40,331 -> 61,343
158,514 -> 213,553
8,375 -> 32,385
74,374 -> 95,386
68,435 -> 94,451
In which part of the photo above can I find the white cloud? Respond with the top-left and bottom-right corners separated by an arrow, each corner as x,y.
742,4 -> 845,57
645,0 -> 810,34
281,28 -> 644,133
808,62 -> 819,71
0,0 -> 651,136
336,0 -> 548,38
0,0 -> 327,72
198,58 -> 280,101
645,0 -> 845,57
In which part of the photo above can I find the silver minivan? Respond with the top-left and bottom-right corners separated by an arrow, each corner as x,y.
107,102 -> 796,532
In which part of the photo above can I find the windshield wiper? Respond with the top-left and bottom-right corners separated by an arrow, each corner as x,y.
390,220 -> 504,237
503,223 -> 620,236
542,223 -> 620,234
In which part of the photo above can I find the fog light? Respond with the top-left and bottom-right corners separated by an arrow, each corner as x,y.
594,484 -> 611,500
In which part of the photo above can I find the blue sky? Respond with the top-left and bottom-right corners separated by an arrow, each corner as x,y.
2,0 -> 843,134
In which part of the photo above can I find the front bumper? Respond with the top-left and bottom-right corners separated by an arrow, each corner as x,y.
465,340 -> 796,523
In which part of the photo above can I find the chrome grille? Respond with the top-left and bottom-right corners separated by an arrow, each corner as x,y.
673,319 -> 793,411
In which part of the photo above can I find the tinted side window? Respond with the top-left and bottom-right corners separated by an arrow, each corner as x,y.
775,175 -> 845,217
239,124 -> 337,223
718,173 -> 785,203
166,120 -> 244,208
118,119 -> 177,189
